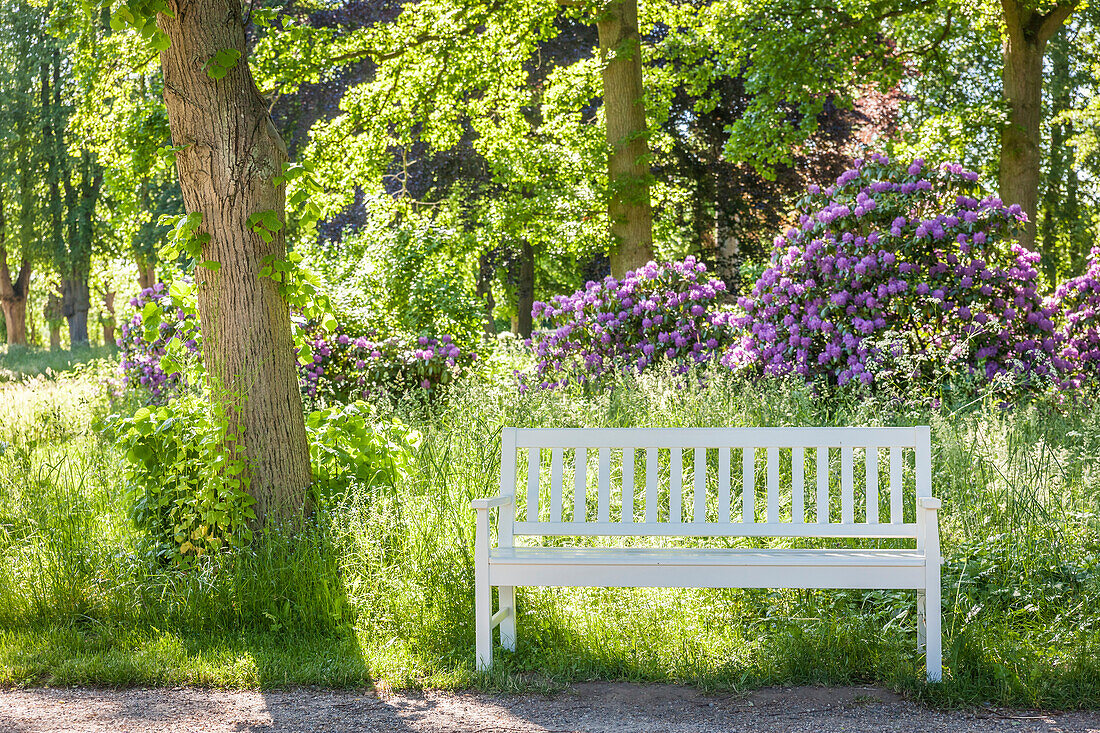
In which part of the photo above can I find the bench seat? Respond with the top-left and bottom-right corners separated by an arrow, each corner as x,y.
489,547 -> 927,589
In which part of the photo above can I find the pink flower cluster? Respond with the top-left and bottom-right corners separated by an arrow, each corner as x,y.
725,155 -> 1063,387
527,257 -> 736,388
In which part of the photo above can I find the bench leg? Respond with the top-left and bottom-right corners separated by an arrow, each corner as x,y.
925,569 -> 942,683
916,591 -> 926,651
474,511 -> 492,671
498,586 -> 516,651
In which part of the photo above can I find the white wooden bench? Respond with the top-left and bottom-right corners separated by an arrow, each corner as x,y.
472,426 -> 942,681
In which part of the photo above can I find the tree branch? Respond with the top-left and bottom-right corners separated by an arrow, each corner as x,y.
1037,1 -> 1079,44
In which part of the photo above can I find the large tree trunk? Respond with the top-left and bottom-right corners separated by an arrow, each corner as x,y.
597,0 -> 654,278
999,0 -> 1078,252
158,0 -> 311,524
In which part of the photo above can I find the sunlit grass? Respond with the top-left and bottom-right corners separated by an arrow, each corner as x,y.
0,361 -> 1098,707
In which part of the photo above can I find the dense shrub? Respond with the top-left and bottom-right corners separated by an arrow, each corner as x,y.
297,318 -> 471,409
1054,247 -> 1100,389
528,257 -> 735,388
306,401 -> 419,494
115,284 -> 200,402
113,396 -> 255,563
727,155 -> 1063,389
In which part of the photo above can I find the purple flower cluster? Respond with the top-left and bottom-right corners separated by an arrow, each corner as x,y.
1053,247 -> 1100,389
727,155 -> 1062,387
528,257 -> 735,388
116,284 -> 201,402
296,320 -> 472,409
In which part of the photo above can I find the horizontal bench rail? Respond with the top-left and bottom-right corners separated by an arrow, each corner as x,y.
512,426 -> 921,449
510,521 -> 919,538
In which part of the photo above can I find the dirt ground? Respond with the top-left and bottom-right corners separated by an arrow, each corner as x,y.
0,683 -> 1097,733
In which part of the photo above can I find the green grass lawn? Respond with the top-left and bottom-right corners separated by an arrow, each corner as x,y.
1,349 -> 1098,707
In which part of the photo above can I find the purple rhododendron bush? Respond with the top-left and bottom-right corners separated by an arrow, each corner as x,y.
527,257 -> 737,388
116,284 -> 201,402
725,155 -> 1065,389
297,318 -> 471,409
1054,247 -> 1100,389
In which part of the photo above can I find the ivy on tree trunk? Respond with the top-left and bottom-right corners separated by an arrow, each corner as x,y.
158,0 -> 311,524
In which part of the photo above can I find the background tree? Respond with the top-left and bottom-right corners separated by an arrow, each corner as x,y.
999,0 -> 1079,252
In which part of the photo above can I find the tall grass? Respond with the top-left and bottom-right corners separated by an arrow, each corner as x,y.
0,358 -> 1098,706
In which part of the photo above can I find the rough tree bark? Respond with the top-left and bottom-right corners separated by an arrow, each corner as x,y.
999,0 -> 1078,252
0,198 -> 31,346
596,0 -> 655,278
158,0 -> 311,523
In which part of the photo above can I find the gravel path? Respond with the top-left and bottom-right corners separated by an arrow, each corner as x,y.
1,683 -> 1097,732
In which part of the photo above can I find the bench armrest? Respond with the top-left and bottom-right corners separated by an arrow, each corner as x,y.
471,495 -> 514,511
918,497 -> 942,511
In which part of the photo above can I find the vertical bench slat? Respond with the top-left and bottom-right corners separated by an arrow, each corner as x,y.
718,448 -> 731,523
598,447 -> 611,522
841,445 -> 853,524
670,448 -> 683,523
621,448 -> 634,524
574,447 -> 587,522
694,448 -> 707,523
742,447 -> 755,523
890,446 -> 903,524
767,446 -> 779,524
866,446 -> 879,523
550,447 -> 563,522
645,447 -> 657,523
527,447 -> 540,522
816,446 -> 829,523
792,446 -> 805,523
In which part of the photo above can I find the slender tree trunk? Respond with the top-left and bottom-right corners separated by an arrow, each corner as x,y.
45,289 -> 63,351
102,290 -> 116,346
0,270 -> 30,347
693,164 -> 717,264
596,0 -> 654,278
0,199 -> 31,346
137,258 -> 157,289
62,276 -> 90,347
476,251 -> 496,338
158,0 -> 311,524
999,0 -> 1078,252
516,240 -> 535,339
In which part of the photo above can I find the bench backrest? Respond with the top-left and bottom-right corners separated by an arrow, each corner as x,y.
497,427 -> 932,543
